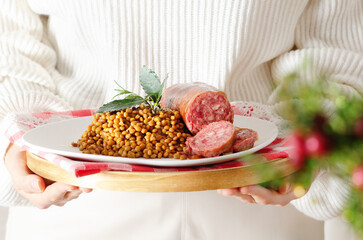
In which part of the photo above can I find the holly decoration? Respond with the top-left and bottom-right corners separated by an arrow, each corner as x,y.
304,131 -> 329,157
352,166 -> 363,190
354,117 -> 363,137
285,132 -> 306,170
254,68 -> 363,237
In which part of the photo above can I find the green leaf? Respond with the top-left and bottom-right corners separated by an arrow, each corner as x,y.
97,67 -> 168,114
124,93 -> 144,100
156,74 -> 168,103
139,66 -> 161,96
112,81 -> 133,99
114,88 -> 132,95
96,97 -> 146,113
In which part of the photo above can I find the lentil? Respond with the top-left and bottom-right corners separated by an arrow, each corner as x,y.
73,106 -> 192,159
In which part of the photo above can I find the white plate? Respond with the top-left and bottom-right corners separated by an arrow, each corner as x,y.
22,115 -> 278,167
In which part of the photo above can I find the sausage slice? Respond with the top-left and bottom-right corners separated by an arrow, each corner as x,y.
231,128 -> 258,152
186,121 -> 236,158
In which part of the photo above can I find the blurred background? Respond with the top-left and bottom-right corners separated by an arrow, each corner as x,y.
0,207 -> 8,238
0,205 -> 360,240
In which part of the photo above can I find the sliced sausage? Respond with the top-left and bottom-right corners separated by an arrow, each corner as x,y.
160,82 -> 233,134
186,121 -> 236,158
231,128 -> 258,152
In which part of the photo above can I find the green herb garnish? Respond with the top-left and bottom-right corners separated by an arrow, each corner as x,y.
97,66 -> 168,114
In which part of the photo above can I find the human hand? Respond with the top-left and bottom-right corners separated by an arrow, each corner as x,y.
4,144 -> 92,209
217,183 -> 299,206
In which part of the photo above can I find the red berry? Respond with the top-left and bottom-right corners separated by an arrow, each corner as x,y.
305,131 -> 328,157
286,132 -> 306,169
352,166 -> 363,190
354,117 -> 363,137
313,114 -> 327,130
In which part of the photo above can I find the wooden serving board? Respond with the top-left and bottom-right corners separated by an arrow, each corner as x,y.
26,152 -> 295,192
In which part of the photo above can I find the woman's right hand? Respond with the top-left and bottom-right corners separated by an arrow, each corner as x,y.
4,144 -> 92,209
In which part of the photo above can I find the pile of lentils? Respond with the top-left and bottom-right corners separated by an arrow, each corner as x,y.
72,104 -> 192,160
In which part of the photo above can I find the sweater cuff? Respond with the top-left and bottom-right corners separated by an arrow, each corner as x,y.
290,170 -> 351,221
0,118 -> 31,207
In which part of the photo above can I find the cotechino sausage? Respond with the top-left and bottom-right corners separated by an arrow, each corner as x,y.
231,128 -> 258,152
185,121 -> 236,158
160,82 -> 233,135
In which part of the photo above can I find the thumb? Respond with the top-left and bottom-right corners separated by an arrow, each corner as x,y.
20,174 -> 46,194
5,145 -> 45,193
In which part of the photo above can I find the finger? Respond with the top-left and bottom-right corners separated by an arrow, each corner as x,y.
45,182 -> 78,202
241,185 -> 296,206
17,174 -> 46,194
53,201 -> 67,207
26,184 -> 82,209
79,187 -> 93,193
274,191 -> 297,206
278,183 -> 291,194
240,185 -> 277,205
217,188 -> 240,196
234,194 -> 256,204
52,189 -> 84,207
5,147 -> 32,177
5,148 -> 46,193
36,183 -> 78,208
218,189 -> 256,204
64,189 -> 83,201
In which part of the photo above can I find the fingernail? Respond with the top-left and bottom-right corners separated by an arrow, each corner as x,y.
240,187 -> 247,194
82,188 -> 93,193
32,181 -> 42,192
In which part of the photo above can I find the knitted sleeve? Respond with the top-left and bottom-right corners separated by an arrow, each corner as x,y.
270,0 -> 363,220
0,0 -> 72,206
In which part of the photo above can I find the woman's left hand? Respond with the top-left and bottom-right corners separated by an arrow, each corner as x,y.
217,184 -> 298,206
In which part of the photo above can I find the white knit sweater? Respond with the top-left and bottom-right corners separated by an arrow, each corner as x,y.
0,0 -> 362,239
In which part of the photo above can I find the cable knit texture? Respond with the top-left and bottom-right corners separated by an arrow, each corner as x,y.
291,171 -> 352,221
0,0 -> 362,232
